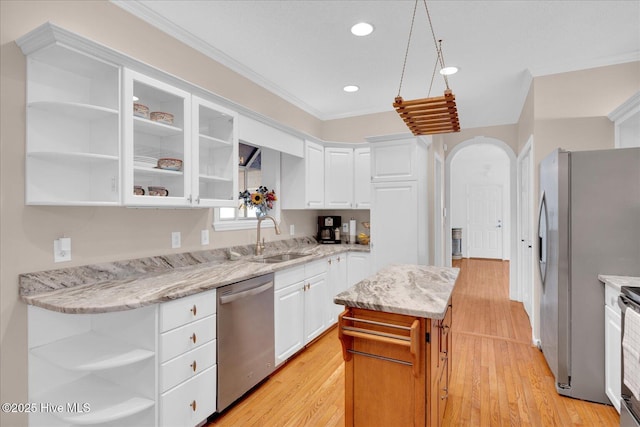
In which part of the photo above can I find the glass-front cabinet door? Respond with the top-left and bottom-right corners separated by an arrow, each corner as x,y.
122,69 -> 191,206
192,96 -> 238,207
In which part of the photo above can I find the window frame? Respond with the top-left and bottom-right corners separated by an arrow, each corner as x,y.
213,144 -> 280,231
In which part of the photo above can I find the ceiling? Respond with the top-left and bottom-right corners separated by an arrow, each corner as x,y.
114,1 -> 639,130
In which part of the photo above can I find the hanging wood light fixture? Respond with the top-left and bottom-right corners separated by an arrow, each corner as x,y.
393,0 -> 460,136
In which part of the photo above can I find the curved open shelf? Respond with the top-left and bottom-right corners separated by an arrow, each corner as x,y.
30,332 -> 154,371
29,101 -> 118,120
33,375 -> 154,425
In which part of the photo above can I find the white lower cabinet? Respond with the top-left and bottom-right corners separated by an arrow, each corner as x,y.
604,281 -> 622,412
347,252 -> 371,285
158,289 -> 217,426
304,259 -> 329,344
274,259 -> 329,366
160,365 -> 217,427
28,305 -> 157,427
274,266 -> 306,366
27,289 -> 218,427
326,254 -> 348,325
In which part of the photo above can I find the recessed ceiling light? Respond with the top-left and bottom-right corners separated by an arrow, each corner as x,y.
439,66 -> 459,76
132,96 -> 139,101
343,85 -> 359,93
351,22 -> 374,37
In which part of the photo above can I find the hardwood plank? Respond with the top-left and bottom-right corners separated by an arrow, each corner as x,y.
206,258 -> 618,426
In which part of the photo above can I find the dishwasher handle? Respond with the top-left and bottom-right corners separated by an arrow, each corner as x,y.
219,281 -> 273,305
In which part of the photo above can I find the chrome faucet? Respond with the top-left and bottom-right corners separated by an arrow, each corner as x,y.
255,215 -> 281,255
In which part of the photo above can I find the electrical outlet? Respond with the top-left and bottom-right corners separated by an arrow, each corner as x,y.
54,237 -> 71,263
342,223 -> 349,233
289,224 -> 295,236
171,232 -> 181,249
201,229 -> 210,245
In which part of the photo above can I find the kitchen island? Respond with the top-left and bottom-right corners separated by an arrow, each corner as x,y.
334,264 -> 459,427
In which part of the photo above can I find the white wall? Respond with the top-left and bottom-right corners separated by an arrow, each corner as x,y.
450,143 -> 511,259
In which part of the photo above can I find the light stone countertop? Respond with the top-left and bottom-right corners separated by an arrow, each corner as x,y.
19,238 -> 369,314
334,264 -> 460,319
598,275 -> 640,292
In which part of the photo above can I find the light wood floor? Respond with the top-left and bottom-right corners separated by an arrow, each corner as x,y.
206,258 -> 619,426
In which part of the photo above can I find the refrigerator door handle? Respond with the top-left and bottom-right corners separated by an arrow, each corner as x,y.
537,191 -> 548,286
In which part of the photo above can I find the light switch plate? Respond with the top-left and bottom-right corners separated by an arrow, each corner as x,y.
171,232 -> 181,249
289,224 -> 295,236
201,229 -> 209,245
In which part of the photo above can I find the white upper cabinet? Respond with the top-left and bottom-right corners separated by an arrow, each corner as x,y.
353,147 -> 371,209
324,147 -> 354,209
281,140 -> 325,209
18,23 -> 242,208
282,142 -> 371,210
123,69 -> 191,207
371,138 -> 418,182
24,43 -> 121,205
192,96 -> 238,207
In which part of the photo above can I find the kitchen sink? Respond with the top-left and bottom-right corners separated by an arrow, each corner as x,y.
251,252 -> 310,263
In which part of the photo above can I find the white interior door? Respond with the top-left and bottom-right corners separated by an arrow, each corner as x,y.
467,184 -> 503,259
518,145 -> 534,320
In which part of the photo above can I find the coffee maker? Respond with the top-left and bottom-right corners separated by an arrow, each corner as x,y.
317,216 -> 341,244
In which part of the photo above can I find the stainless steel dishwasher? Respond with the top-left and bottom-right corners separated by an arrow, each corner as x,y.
216,273 -> 275,411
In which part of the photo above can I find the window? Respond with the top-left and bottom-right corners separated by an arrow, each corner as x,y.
214,142 -> 280,231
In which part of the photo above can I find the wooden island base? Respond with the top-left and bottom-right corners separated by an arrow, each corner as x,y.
338,305 -> 452,427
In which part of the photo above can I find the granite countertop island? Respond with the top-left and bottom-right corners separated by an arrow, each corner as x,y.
334,264 -> 459,319
19,238 -> 368,314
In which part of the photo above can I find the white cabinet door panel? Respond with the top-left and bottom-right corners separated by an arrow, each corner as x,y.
371,181 -> 418,272
325,147 -> 354,209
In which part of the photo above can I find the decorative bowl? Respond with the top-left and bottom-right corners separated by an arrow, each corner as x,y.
150,111 -> 174,124
133,103 -> 149,119
148,186 -> 169,197
157,158 -> 183,171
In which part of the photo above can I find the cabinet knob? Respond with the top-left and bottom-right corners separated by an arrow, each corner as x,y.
196,197 -> 200,204
328,259 -> 332,265
190,333 -> 197,344
190,400 -> 197,411
190,304 -> 197,316
337,256 -> 341,262
440,387 -> 448,400
191,360 -> 197,372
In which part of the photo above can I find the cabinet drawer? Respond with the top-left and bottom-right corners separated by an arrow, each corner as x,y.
306,258 -> 327,278
160,315 -> 216,362
605,284 -> 621,313
160,289 -> 216,332
160,364 -> 217,427
275,264 -> 306,290
161,339 -> 217,392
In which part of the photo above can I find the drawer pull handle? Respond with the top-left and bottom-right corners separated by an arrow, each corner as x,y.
190,400 -> 197,411
190,305 -> 197,316
191,360 -> 197,372
190,333 -> 197,344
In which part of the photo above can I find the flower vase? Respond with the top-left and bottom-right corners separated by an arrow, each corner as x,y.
255,205 -> 267,218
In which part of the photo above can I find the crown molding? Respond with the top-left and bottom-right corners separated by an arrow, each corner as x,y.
110,0 -> 326,120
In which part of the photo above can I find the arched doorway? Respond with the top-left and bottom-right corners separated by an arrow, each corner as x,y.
445,136 -> 518,298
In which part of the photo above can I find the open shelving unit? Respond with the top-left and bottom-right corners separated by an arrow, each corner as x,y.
25,43 -> 121,205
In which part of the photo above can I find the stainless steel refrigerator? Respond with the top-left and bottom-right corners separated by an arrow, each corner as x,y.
538,147 -> 640,404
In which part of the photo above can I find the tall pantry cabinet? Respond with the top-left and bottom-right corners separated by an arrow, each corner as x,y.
369,136 -> 430,272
